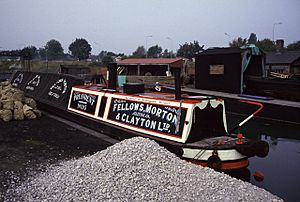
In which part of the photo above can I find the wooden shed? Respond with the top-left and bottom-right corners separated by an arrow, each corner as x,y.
117,58 -> 183,76
195,46 -> 265,94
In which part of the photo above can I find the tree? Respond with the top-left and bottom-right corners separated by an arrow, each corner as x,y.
162,49 -> 170,58
102,55 -> 114,67
177,41 -> 204,60
20,46 -> 37,71
147,45 -> 162,58
229,37 -> 248,47
38,48 -> 47,60
256,38 -> 276,52
20,46 -> 37,60
106,52 -> 117,57
69,38 -> 92,60
132,46 -> 146,58
287,40 -> 300,51
45,39 -> 64,60
98,51 -> 108,59
162,49 -> 175,58
248,33 -> 258,44
99,51 -> 124,58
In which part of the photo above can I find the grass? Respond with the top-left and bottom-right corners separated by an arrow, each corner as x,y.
0,60 -> 93,73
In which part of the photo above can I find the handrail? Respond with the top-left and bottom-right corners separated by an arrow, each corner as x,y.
228,100 -> 264,134
238,100 -> 264,116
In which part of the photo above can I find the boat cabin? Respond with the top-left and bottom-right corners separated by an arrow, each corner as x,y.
67,84 -> 228,144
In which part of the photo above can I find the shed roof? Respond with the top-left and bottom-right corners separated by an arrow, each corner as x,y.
266,51 -> 300,64
117,58 -> 183,65
196,47 -> 243,56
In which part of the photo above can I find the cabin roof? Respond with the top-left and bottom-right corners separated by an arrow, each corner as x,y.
117,58 -> 183,66
196,47 -> 243,56
196,45 -> 264,57
266,51 -> 300,64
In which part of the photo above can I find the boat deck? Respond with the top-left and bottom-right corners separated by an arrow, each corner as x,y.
76,85 -> 212,103
179,87 -> 300,124
182,87 -> 300,108
185,136 -> 236,149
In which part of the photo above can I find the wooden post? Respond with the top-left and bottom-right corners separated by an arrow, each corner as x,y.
137,65 -> 140,76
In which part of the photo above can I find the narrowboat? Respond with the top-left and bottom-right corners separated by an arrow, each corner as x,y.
66,63 -> 269,170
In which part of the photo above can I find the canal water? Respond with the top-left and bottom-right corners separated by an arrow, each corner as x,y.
227,114 -> 300,202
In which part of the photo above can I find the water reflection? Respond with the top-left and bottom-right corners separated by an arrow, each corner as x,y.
225,168 -> 251,182
227,114 -> 300,202
270,136 -> 278,146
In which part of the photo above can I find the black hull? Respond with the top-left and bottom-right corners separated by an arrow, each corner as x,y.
38,102 -> 184,156
245,76 -> 300,101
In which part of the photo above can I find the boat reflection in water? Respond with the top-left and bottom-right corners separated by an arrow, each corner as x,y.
225,168 -> 251,182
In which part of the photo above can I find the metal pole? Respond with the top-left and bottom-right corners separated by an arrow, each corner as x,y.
146,35 -> 152,58
46,50 -> 48,73
272,22 -> 282,42
166,37 -> 173,57
272,24 -> 275,42
174,67 -> 181,100
46,59 -> 48,73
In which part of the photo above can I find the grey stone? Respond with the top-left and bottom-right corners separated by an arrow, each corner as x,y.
5,137 -> 283,202
14,101 -> 23,110
2,100 -> 14,110
0,81 -> 10,87
13,108 -> 24,120
23,104 -> 37,120
0,109 -> 13,122
33,109 -> 42,117
24,97 -> 37,110
12,90 -> 24,102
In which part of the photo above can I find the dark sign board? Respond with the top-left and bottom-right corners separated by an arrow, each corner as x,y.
42,75 -> 78,109
108,98 -> 187,137
10,71 -> 84,110
69,91 -> 98,115
11,71 -> 32,91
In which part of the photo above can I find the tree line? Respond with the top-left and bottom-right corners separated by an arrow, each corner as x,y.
131,41 -> 203,59
229,33 -> 300,52
0,38 -> 92,61
0,39 -> 204,62
1,35 -> 300,64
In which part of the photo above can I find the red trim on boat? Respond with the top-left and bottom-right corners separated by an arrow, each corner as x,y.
187,159 -> 249,170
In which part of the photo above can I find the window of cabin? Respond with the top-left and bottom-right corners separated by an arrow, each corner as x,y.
209,65 -> 224,75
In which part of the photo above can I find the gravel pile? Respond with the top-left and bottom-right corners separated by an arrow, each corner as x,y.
5,137 -> 282,202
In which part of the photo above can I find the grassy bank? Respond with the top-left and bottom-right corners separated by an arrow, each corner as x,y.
0,60 -> 92,73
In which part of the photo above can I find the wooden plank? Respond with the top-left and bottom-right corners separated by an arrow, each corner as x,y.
126,76 -> 175,88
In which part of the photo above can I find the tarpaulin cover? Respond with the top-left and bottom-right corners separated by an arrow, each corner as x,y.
240,44 -> 265,93
10,71 -> 84,110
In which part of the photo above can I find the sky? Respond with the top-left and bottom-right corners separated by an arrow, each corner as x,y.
0,0 -> 299,55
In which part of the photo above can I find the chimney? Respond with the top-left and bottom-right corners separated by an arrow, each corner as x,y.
173,67 -> 181,100
107,62 -> 117,90
276,39 -> 284,52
